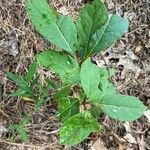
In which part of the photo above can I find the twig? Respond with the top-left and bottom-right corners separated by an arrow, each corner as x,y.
0,140 -> 41,148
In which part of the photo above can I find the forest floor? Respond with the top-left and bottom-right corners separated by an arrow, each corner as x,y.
0,0 -> 150,149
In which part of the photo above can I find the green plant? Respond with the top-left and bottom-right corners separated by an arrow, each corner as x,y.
7,63 -> 38,98
7,63 -> 52,111
8,114 -> 30,143
8,0 -> 146,146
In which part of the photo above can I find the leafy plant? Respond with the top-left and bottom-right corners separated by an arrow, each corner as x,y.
10,0 -> 146,146
7,63 -> 38,98
8,114 -> 30,143
7,63 -> 51,111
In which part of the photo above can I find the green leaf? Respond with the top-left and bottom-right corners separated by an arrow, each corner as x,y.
35,83 -> 50,111
55,86 -> 71,100
98,94 -> 147,121
76,0 -> 108,56
10,90 -> 27,97
17,127 -> 29,143
60,111 -> 100,146
58,98 -> 79,122
90,106 -> 102,118
30,75 -> 40,89
35,98 -> 45,111
45,79 -> 58,89
8,124 -> 20,131
36,50 -> 80,85
24,63 -> 37,82
89,14 -> 129,55
20,114 -> 30,125
80,58 -> 116,102
27,0 -> 77,55
7,72 -> 29,90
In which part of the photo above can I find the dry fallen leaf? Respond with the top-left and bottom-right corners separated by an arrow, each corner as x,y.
0,122 -> 8,138
105,0 -> 115,10
123,133 -> 137,144
58,6 -> 69,15
123,122 -> 131,132
144,110 -> 150,122
90,138 -> 108,150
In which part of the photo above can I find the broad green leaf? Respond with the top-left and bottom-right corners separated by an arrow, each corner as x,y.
24,63 -> 37,82
80,58 -> 116,102
60,111 -> 100,146
99,94 -> 147,121
89,14 -> 129,55
36,50 -> 80,85
27,0 -> 77,55
58,98 -> 79,122
76,0 -> 108,56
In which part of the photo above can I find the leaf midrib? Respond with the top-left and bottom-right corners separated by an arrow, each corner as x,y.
58,99 -> 78,117
90,15 -> 111,53
99,102 -> 144,109
30,2 -> 73,52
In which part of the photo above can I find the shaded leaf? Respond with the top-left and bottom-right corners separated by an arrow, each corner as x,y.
17,127 -> 29,143
55,86 -> 71,100
58,98 -> 79,122
76,0 -> 108,56
60,111 -> 100,146
20,114 -> 30,125
35,83 -> 50,111
46,79 -> 58,89
35,98 -> 45,111
90,106 -> 102,118
89,15 -> 129,54
24,63 -> 37,82
7,72 -> 29,91
10,90 -> 27,97
8,124 -> 19,131
27,0 -> 77,55
30,75 -> 40,89
36,50 -> 80,85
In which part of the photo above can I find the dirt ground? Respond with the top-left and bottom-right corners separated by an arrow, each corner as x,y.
0,0 -> 150,149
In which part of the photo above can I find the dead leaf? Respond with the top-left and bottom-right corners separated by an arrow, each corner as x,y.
144,110 -> 150,122
124,133 -> 137,144
137,136 -> 145,150
58,6 -> 69,15
105,0 -> 115,10
123,122 -> 131,132
90,138 -> 108,150
0,30 -> 19,57
0,122 -> 8,138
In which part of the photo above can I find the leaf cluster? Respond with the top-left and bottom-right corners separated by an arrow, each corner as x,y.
7,63 -> 51,111
8,114 -> 30,143
7,0 -> 147,146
